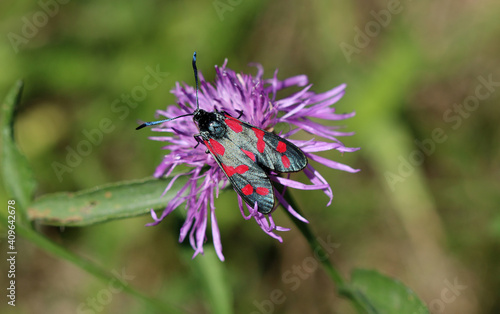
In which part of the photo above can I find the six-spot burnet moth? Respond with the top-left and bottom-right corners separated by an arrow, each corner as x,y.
136,52 -> 308,214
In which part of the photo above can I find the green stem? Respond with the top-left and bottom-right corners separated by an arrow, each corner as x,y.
281,189 -> 376,314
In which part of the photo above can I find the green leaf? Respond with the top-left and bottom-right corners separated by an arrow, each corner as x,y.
1,80 -> 36,222
350,269 -> 429,314
189,249 -> 233,314
27,176 -> 188,226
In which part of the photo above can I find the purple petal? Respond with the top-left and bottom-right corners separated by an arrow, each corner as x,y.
271,175 -> 330,190
295,141 -> 344,152
237,195 -> 253,220
254,213 -> 284,242
307,153 -> 361,173
275,225 -> 291,232
211,204 -> 225,261
303,164 -> 333,206
274,191 -> 309,223
308,83 -> 346,103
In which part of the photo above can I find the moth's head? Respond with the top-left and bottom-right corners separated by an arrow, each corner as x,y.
192,108 -> 208,124
193,109 -> 226,137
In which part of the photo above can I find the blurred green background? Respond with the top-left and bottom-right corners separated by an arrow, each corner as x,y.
1,0 -> 499,313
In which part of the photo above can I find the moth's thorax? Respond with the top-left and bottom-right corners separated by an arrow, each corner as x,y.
193,109 -> 227,139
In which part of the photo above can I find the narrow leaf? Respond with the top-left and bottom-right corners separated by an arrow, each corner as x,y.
27,176 -> 188,226
350,269 -> 429,314
1,80 -> 36,223
189,249 -> 233,314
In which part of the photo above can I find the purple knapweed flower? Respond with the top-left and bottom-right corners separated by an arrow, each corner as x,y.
145,59 -> 359,261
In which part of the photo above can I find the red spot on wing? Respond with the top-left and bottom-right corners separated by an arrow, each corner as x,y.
235,165 -> 249,174
276,141 -> 287,153
225,117 -> 243,133
253,128 -> 266,153
203,140 -> 214,154
256,187 -> 270,195
209,139 -> 225,156
222,164 -> 249,177
241,149 -> 256,161
222,164 -> 235,176
282,155 -> 291,169
241,184 -> 253,195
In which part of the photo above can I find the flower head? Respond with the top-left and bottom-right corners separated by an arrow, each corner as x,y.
144,58 -> 359,261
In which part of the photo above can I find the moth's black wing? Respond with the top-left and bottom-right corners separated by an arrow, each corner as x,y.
223,115 -> 307,173
203,136 -> 275,214
201,113 -> 308,214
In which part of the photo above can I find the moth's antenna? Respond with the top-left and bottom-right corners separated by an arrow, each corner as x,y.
136,52 -> 200,130
135,113 -> 194,130
192,51 -> 199,110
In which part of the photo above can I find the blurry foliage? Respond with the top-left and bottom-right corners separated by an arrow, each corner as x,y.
1,0 -> 499,313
